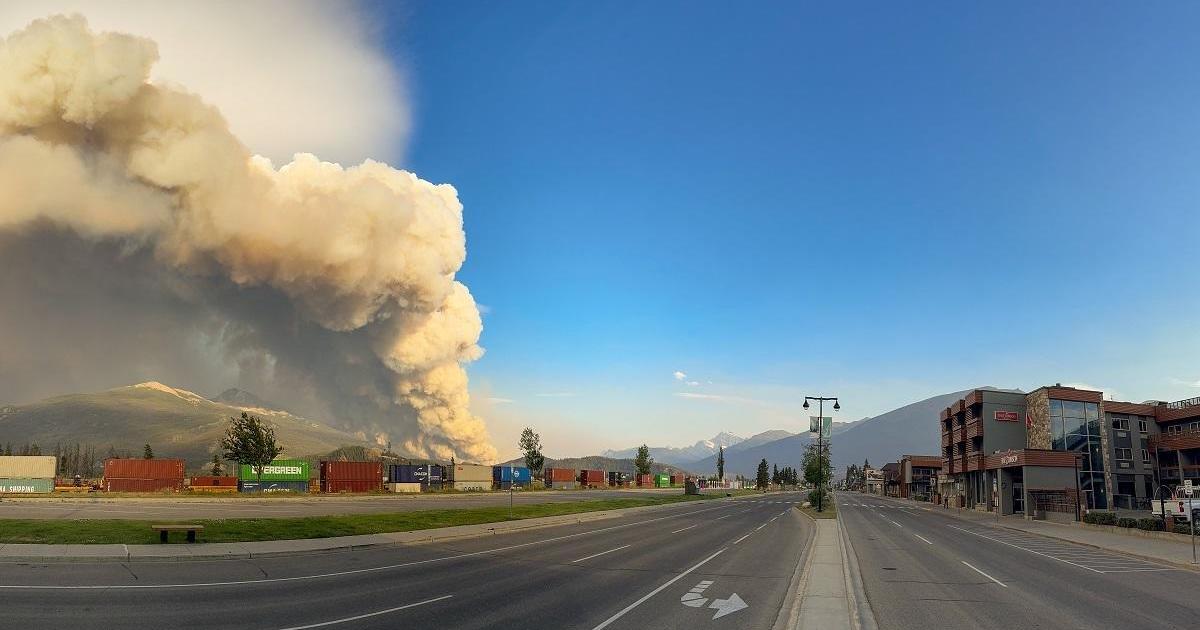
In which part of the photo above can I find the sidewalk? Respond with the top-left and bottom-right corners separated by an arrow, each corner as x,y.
877,494 -> 1200,570
776,516 -> 875,630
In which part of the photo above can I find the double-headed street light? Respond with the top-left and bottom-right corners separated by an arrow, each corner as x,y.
803,396 -> 840,512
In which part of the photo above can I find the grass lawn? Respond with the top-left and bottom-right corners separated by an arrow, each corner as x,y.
796,499 -> 838,519
0,493 -> 721,544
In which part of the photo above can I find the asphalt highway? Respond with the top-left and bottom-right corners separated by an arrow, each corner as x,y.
0,487 -> 689,520
0,492 -> 812,629
839,491 -> 1200,630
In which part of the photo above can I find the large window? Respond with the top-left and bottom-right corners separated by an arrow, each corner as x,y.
1116,448 -> 1132,461
1051,398 -> 1106,509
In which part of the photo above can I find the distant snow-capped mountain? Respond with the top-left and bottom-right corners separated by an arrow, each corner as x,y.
601,431 -> 745,465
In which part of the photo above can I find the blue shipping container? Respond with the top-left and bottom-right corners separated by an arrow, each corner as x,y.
239,480 -> 309,493
492,466 -> 532,485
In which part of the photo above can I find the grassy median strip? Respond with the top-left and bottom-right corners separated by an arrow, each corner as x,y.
0,494 -> 732,544
796,500 -> 837,519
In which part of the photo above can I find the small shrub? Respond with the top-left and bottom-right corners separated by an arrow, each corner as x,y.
1084,511 -> 1117,525
1116,517 -> 1139,528
1173,522 -> 1195,535
807,489 -> 827,507
1137,517 -> 1164,531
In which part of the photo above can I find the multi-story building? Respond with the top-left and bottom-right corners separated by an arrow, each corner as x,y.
880,462 -> 901,497
864,467 -> 883,495
899,454 -> 940,500
938,385 -> 1200,519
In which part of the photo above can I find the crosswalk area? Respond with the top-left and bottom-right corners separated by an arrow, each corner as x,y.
947,524 -> 1177,574
738,500 -> 801,505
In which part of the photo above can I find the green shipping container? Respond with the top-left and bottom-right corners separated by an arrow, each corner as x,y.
0,477 -> 54,493
238,459 -> 310,481
654,474 -> 670,488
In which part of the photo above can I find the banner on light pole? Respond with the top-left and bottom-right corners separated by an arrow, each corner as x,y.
809,416 -> 832,439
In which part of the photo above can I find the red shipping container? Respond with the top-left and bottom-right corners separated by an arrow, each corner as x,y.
190,476 -> 238,487
545,468 -> 575,482
104,458 -> 185,480
636,474 -> 653,487
671,473 -> 685,485
322,479 -> 382,493
578,469 -> 604,487
105,478 -> 185,492
320,461 -> 383,481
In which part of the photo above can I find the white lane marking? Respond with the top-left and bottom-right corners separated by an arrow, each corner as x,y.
945,525 -> 1176,574
948,525 -> 1103,574
913,533 -> 933,545
961,561 -> 1007,587
733,533 -> 751,544
716,514 -> 732,520
889,519 -> 902,528
572,545 -> 631,564
672,524 -> 699,534
591,548 -> 727,630
277,595 -> 453,629
0,502 -> 730,590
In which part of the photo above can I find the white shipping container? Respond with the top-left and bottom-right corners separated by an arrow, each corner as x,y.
385,482 -> 422,493
0,456 -> 56,478
452,464 -> 493,482
453,481 -> 490,492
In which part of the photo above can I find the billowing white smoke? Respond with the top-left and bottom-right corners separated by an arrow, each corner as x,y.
0,15 -> 497,463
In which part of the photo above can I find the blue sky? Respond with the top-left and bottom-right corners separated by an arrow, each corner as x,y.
372,2 -> 1200,460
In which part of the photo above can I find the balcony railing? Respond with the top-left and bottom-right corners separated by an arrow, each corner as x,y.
1167,396 -> 1200,410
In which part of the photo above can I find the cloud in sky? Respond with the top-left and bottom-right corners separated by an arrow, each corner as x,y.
673,371 -> 687,381
0,0 -> 408,167
1170,378 -> 1200,388
674,392 -> 763,405
535,392 -> 576,398
487,397 -> 515,404
686,381 -> 700,387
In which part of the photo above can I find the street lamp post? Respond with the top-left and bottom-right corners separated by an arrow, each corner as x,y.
803,396 -> 840,513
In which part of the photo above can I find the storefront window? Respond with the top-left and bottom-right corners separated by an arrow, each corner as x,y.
1063,400 -> 1085,418
1050,399 -> 1063,417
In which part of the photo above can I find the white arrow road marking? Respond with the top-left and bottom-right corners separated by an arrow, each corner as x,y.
708,592 -> 748,619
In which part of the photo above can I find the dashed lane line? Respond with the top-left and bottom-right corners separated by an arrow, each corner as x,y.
961,561 -> 1007,588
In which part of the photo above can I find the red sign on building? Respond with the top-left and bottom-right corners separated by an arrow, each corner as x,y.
994,410 -> 1020,422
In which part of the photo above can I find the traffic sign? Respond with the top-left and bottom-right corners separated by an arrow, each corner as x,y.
1186,480 -> 1194,498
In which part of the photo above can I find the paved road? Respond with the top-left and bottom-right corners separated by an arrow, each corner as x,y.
0,492 -> 812,629
0,488 -> 698,520
838,491 -> 1200,630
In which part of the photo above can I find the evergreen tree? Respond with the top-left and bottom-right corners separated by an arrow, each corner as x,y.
756,458 -> 769,490
716,446 -> 725,481
634,444 -> 654,476
143,443 -> 154,459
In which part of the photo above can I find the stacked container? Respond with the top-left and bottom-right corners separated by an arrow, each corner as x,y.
320,460 -> 383,493
636,473 -> 653,487
493,465 -> 532,489
578,469 -> 604,488
654,473 -> 671,488
104,458 -> 185,492
238,459 -> 310,493
189,476 -> 238,493
451,464 -> 492,491
0,456 -> 56,493
544,467 -> 576,489
388,463 -> 445,490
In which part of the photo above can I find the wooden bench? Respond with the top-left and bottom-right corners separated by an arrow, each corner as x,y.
151,524 -> 204,543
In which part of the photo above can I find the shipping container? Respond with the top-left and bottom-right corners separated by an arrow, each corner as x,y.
670,473 -> 685,486
189,486 -> 238,493
452,480 -> 489,491
238,459 -> 310,481
105,478 -> 185,492
0,456 -> 56,478
544,468 -> 575,482
321,479 -> 381,493
320,461 -> 383,482
386,482 -> 422,493
636,474 -> 653,487
424,481 -> 443,491
578,469 -> 604,488
0,477 -> 54,493
189,476 -> 238,487
492,466 -> 532,485
608,471 -> 630,487
103,458 -> 185,480
654,473 -> 671,488
388,463 -> 447,485
239,480 -> 309,493
451,464 -> 492,482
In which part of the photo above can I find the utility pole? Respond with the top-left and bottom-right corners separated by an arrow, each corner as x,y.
803,396 -> 840,513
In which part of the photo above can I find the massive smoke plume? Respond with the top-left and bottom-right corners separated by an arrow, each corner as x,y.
0,15 -> 497,462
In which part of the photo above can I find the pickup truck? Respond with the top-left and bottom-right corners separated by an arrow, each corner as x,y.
1150,496 -> 1200,522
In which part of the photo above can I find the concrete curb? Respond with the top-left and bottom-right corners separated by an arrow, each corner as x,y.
837,514 -> 879,630
0,494 -> 768,563
772,509 -> 817,630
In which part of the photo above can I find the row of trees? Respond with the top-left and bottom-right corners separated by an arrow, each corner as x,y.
840,459 -> 872,491
517,427 -> 661,477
